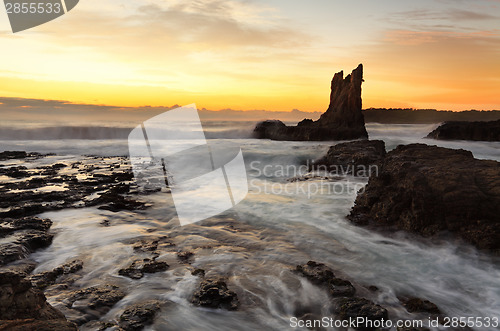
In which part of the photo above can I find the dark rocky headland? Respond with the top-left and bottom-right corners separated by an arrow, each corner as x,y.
347,143 -> 500,253
426,119 -> 500,141
254,64 -> 368,141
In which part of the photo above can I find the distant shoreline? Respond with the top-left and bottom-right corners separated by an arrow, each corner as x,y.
362,108 -> 500,124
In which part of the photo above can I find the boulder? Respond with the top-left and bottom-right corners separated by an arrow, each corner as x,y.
61,285 -> 125,325
119,300 -> 163,331
335,297 -> 389,330
253,64 -> 368,141
29,260 -> 83,290
118,259 -> 169,280
295,261 -> 356,297
348,144 -> 500,252
0,217 -> 54,266
399,297 -> 440,315
427,120 -> 500,141
312,140 -> 385,176
0,271 -> 76,329
191,278 -> 239,310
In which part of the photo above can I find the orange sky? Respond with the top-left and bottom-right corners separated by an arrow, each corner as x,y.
0,0 -> 499,112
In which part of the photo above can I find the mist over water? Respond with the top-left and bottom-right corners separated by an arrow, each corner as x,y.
2,121 -> 500,330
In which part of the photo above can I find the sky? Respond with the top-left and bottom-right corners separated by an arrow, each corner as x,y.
0,0 -> 499,114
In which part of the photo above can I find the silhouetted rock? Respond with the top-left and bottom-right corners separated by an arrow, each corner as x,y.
348,144 -> 500,253
312,140 -> 385,176
191,278 -> 239,310
254,64 -> 368,141
427,120 -> 500,141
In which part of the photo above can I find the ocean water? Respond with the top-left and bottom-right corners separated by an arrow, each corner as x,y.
1,121 -> 499,330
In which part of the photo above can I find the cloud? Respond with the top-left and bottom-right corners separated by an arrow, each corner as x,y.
391,8 -> 497,22
384,29 -> 500,45
361,27 -> 500,109
448,9 -> 497,20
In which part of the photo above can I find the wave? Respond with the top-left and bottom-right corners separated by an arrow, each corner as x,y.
0,122 -> 257,140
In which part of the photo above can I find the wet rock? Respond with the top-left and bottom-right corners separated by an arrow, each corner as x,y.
335,297 -> 389,330
62,285 -> 125,324
0,319 -> 78,330
0,217 -> 54,266
79,320 -> 118,331
99,219 -> 111,227
118,300 -> 162,331
118,259 -> 169,280
51,163 -> 67,169
29,260 -> 83,290
0,157 -> 142,219
0,271 -> 74,328
133,240 -> 159,252
0,261 -> 37,275
348,144 -> 500,253
296,261 -> 356,297
0,151 -> 40,161
400,297 -> 440,314
0,244 -> 26,266
254,64 -> 368,141
191,278 -> 239,310
0,166 -> 30,178
253,120 -> 287,139
191,268 -> 205,277
296,261 -> 335,284
427,120 -> 500,141
312,140 -> 385,176
0,217 -> 52,234
177,251 -> 194,263
88,188 -> 147,212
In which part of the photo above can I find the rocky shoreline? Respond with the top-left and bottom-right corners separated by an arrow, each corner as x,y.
1,146 -> 497,330
426,120 -> 500,141
344,143 -> 500,254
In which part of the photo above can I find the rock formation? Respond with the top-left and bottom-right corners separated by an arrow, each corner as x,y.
0,271 -> 77,330
311,140 -> 385,176
348,144 -> 500,253
426,120 -> 500,141
191,278 -> 239,310
254,64 -> 368,141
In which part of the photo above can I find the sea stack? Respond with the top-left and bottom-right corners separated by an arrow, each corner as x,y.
254,64 -> 368,141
